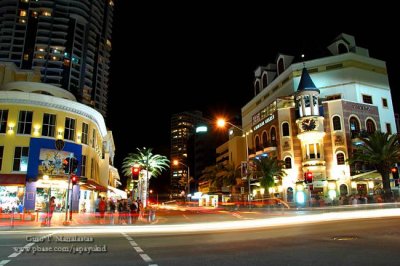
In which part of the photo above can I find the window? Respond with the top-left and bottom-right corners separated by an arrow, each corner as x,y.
0,110 -> 8,133
307,143 -> 321,159
254,80 -> 260,94
92,129 -> 96,148
17,110 -> 33,134
349,117 -> 360,133
338,43 -> 348,54
366,119 -> 376,134
42,113 -> 56,137
277,58 -> 284,75
282,122 -> 290,137
13,147 -> 29,171
64,117 -> 75,141
81,155 -> 87,177
255,136 -> 261,151
386,123 -> 392,134
336,152 -> 345,165
270,127 -> 276,141
382,98 -> 388,108
0,146 -> 3,171
284,157 -> 292,169
262,73 -> 268,88
362,95 -> 373,104
262,132 -> 268,147
332,116 -> 341,131
91,158 -> 94,178
82,123 -> 89,145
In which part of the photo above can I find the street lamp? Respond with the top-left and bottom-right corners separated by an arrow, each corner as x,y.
173,159 -> 190,199
217,118 -> 252,208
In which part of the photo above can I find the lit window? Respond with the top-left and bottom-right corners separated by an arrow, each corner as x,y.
382,98 -> 388,108
336,153 -> 345,165
42,11 -> 51,16
23,53 -> 29,60
362,95 -> 373,104
20,10 -> 27,17
13,147 -> 29,171
17,110 -> 33,135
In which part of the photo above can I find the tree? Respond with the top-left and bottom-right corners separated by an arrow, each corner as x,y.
254,156 -> 286,197
122,147 -> 169,206
349,131 -> 400,201
216,163 -> 239,187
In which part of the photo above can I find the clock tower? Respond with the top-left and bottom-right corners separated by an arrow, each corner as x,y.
295,68 -> 326,182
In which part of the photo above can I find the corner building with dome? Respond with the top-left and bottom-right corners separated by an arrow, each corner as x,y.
235,33 -> 397,203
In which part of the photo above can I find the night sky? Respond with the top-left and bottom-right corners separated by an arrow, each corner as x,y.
106,4 -> 399,189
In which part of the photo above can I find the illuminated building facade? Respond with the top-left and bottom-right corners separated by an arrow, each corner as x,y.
0,81 -> 119,213
236,34 -> 397,203
0,0 -> 114,117
170,111 -> 211,196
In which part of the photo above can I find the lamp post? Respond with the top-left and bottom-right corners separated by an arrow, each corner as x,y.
217,118 -> 251,209
173,160 -> 190,200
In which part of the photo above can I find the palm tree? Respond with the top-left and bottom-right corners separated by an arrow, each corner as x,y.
254,156 -> 286,197
216,163 -> 239,188
122,147 -> 169,207
349,131 -> 400,201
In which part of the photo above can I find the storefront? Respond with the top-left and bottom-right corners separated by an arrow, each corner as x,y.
0,174 -> 26,213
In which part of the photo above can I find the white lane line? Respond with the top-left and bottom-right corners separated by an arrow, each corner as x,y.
25,242 -> 35,247
129,240 -> 138,246
8,233 -> 53,258
139,253 -> 152,262
149,264 -> 158,266
133,246 -> 143,253
0,260 -> 10,266
8,253 -> 20,258
126,236 -> 133,241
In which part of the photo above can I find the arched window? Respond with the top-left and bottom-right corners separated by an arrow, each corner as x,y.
262,73 -> 268,88
332,116 -> 341,131
255,136 -> 261,151
340,184 -> 348,196
282,122 -> 290,137
277,58 -> 284,75
255,80 -> 260,94
366,119 -> 376,134
349,117 -> 360,134
336,152 -> 345,165
338,43 -> 348,54
284,157 -> 292,169
270,127 -> 276,145
262,131 -> 268,147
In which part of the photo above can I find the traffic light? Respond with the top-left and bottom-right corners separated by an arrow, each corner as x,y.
304,171 -> 313,184
131,166 -> 140,180
391,167 -> 399,179
63,157 -> 70,173
70,157 -> 79,174
71,174 -> 78,185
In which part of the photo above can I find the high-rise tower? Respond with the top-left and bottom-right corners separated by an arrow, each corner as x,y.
0,0 -> 114,117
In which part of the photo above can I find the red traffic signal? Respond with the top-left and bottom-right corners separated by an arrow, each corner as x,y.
392,167 -> 399,179
304,171 -> 313,184
131,166 -> 140,179
71,174 -> 78,185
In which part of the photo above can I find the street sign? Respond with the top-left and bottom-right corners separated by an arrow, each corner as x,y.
55,139 -> 65,151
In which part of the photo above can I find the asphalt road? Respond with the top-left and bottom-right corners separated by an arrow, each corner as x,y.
1,216 -> 400,266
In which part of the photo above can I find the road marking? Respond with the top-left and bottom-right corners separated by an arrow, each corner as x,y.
0,260 -> 10,266
7,253 -> 20,258
133,246 -> 143,253
139,253 -> 152,262
122,232 -> 157,265
182,214 -> 190,220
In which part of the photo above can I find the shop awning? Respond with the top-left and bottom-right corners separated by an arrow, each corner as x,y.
0,174 -> 26,185
81,179 -> 108,192
351,170 -> 382,181
108,186 -> 127,199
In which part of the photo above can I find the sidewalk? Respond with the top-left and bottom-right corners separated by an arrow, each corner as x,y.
0,211 -> 154,230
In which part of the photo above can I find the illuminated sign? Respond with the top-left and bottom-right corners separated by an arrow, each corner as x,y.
253,114 -> 275,131
196,126 -> 208,133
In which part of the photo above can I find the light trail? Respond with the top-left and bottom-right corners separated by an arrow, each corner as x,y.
2,208 -> 399,235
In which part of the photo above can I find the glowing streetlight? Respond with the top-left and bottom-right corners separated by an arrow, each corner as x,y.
173,159 -> 190,197
216,117 -> 251,208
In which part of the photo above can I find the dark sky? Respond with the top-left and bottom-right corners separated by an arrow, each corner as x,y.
107,4 -> 399,188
